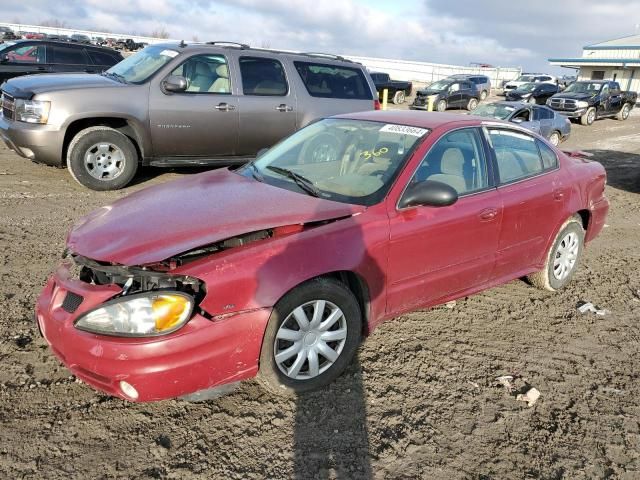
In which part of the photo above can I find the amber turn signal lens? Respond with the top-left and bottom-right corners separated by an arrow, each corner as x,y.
153,295 -> 190,332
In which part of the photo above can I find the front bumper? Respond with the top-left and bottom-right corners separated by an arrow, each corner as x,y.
0,116 -> 64,166
552,108 -> 588,119
35,262 -> 272,402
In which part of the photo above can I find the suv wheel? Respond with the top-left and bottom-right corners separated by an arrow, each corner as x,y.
67,127 -> 139,191
527,217 -> 584,291
436,99 -> 447,112
257,278 -> 362,396
467,98 -> 478,111
392,91 -> 406,104
580,107 -> 596,126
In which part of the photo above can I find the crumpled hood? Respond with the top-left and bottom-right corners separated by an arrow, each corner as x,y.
67,169 -> 366,266
2,73 -> 123,99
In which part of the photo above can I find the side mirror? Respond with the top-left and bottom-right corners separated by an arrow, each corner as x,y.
162,75 -> 187,93
399,180 -> 458,209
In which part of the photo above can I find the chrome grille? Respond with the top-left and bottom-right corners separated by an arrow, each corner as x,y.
549,98 -> 577,110
1,92 -> 15,120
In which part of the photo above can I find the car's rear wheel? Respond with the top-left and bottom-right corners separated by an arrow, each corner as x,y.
467,98 -> 478,111
616,103 -> 631,121
393,91 -> 406,104
436,99 -> 447,112
548,131 -> 561,146
527,217 -> 584,291
257,278 -> 362,396
580,107 -> 596,126
67,127 -> 139,191
480,90 -> 488,101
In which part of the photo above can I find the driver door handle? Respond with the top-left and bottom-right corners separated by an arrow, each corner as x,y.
479,208 -> 498,221
215,103 -> 236,111
276,104 -> 293,112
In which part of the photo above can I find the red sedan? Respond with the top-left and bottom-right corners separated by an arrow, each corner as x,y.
35,111 -> 609,401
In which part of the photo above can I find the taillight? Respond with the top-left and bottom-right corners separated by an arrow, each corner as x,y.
374,99 -> 381,110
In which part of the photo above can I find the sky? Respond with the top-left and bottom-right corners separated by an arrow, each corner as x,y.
4,0 -> 640,73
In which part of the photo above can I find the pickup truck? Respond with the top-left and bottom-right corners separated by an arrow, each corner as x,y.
370,72 -> 412,104
115,39 -> 146,51
546,80 -> 637,126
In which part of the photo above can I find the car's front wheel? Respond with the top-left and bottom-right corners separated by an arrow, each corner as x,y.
67,126 -> 139,191
467,98 -> 478,111
527,216 -> 584,291
257,278 -> 362,395
436,99 -> 447,112
580,107 -> 596,126
548,131 -> 561,146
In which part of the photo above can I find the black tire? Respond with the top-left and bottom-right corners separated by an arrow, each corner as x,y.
616,103 -> 631,121
467,98 -> 478,111
392,90 -> 406,104
67,126 -> 139,191
527,217 -> 584,291
436,99 -> 447,112
580,107 -> 596,126
548,131 -> 561,146
480,90 -> 488,101
257,277 -> 362,396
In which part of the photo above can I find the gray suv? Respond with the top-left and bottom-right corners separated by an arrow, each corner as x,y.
0,42 -> 378,190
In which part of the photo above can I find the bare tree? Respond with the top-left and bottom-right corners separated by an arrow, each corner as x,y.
39,19 -> 68,28
149,26 -> 170,39
192,34 -> 200,42
260,40 -> 271,49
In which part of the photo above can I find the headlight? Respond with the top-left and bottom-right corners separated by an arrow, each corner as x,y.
576,101 -> 589,108
15,99 -> 51,124
75,292 -> 194,337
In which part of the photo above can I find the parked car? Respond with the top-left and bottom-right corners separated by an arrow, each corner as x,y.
24,32 -> 46,40
546,80 -> 637,126
0,42 -> 378,190
447,74 -> 491,100
503,73 -> 556,95
115,38 -> 145,51
558,75 -> 576,89
506,82 -> 559,104
472,101 -> 570,145
34,110 -> 609,402
70,34 -> 92,44
411,78 -> 480,112
0,27 -> 19,41
0,40 -> 123,84
369,71 -> 412,104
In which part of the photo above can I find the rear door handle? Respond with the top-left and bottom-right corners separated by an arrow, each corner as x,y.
215,103 -> 236,111
479,207 -> 498,221
275,104 -> 293,112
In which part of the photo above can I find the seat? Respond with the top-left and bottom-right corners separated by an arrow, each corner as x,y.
188,62 -> 215,92
209,64 -> 230,93
427,147 -> 468,193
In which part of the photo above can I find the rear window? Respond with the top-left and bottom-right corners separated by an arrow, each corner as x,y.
294,61 -> 373,100
87,50 -> 120,66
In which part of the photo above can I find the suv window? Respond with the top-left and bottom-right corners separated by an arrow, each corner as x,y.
171,54 -> 230,93
50,45 -> 87,64
294,61 -> 372,100
489,129 -> 544,183
411,128 -> 489,195
239,57 -> 288,96
5,44 -> 45,63
87,50 -> 119,66
537,140 -> 558,169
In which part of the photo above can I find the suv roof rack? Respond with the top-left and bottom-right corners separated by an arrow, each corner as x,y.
301,52 -> 348,61
205,41 -> 250,49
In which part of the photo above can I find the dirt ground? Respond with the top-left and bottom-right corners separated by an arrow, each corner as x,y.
1,102 -> 639,480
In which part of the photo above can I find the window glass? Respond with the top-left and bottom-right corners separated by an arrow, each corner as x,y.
87,50 -> 119,66
489,129 -> 544,183
542,108 -> 555,120
50,45 -> 86,64
410,128 -> 489,195
537,140 -> 558,169
294,61 -> 373,100
107,46 -> 176,84
170,54 -> 230,93
5,44 -> 45,63
239,57 -> 287,96
450,83 -> 460,92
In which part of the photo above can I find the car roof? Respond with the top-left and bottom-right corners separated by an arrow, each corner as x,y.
335,110 -> 487,129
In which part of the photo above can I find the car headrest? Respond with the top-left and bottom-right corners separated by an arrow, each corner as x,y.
216,64 -> 229,78
440,148 -> 465,175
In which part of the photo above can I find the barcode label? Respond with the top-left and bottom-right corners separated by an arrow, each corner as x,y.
379,124 -> 429,137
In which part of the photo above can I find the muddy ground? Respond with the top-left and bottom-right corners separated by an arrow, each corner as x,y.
1,102 -> 639,480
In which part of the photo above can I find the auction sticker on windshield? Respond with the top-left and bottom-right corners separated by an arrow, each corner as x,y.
160,50 -> 179,58
380,124 -> 429,137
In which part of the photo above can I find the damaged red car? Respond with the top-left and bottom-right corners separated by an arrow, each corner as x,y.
36,111 -> 609,402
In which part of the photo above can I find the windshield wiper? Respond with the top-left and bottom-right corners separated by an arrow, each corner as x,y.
245,160 -> 264,182
266,166 -> 320,197
102,71 -> 127,83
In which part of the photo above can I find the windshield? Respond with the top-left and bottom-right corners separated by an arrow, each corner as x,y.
426,80 -> 451,91
515,75 -> 535,82
473,103 -> 515,120
239,119 -> 428,206
0,42 -> 16,52
563,82 -> 603,94
106,45 -> 178,84
515,83 -> 536,93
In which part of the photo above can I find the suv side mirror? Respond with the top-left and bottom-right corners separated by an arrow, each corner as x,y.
162,75 -> 187,93
399,180 -> 458,209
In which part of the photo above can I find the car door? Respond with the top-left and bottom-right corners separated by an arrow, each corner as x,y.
235,55 -> 297,156
608,82 -> 623,114
386,127 -> 502,315
487,127 -> 567,279
0,43 -> 49,82
459,81 -> 474,105
513,107 -> 541,134
47,44 -> 91,73
447,82 -> 463,107
148,53 -> 239,158
532,106 -> 554,138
